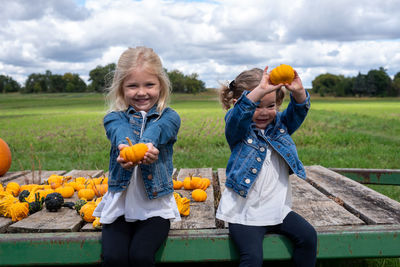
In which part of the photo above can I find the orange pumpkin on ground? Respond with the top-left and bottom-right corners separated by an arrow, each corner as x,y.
173,180 -> 183,190
78,188 -> 95,201
269,64 -> 295,85
192,189 -> 207,202
55,186 -> 75,198
6,182 -> 20,197
0,138 -> 12,176
120,137 -> 148,164
80,202 -> 97,222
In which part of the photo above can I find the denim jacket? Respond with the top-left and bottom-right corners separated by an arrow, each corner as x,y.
224,90 -> 310,198
103,105 -> 180,199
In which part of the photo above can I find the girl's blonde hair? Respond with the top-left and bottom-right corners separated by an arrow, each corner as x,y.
105,46 -> 171,113
219,68 -> 285,110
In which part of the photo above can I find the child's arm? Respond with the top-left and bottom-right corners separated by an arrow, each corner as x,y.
103,112 -> 135,148
140,108 -> 181,147
225,67 -> 282,148
281,70 -> 310,134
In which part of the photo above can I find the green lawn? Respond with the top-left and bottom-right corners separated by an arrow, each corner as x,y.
0,92 -> 399,266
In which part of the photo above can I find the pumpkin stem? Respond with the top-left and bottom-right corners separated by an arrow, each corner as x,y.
126,137 -> 133,146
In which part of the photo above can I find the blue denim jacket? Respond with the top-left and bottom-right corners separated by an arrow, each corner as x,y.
224,90 -> 310,198
103,105 -> 180,199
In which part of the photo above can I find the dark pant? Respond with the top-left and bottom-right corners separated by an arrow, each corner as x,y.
229,211 -> 317,267
101,216 -> 170,267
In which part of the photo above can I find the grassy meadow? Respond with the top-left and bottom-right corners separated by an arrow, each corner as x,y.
0,92 -> 400,266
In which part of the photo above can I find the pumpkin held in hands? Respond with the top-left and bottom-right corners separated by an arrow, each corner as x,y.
120,137 -> 148,164
0,138 -> 12,176
269,64 -> 295,85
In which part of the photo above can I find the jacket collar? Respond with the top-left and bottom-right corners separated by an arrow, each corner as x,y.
125,105 -> 161,118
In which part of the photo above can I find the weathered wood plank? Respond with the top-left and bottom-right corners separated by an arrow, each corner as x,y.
0,217 -> 12,233
171,168 -> 215,230
290,175 -> 364,226
306,165 -> 400,225
0,171 -> 28,183
217,168 -> 364,227
8,207 -> 82,233
3,171 -> 66,186
62,170 -> 104,179
7,170 -> 103,233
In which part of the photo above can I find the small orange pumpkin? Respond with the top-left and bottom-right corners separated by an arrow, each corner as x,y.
47,174 -> 63,189
183,177 -> 192,190
192,189 -> 207,202
269,64 -> 295,85
80,202 -> 97,222
6,182 -> 20,197
93,183 -> 108,197
173,192 -> 190,216
78,188 -> 95,201
197,178 -> 211,190
173,180 -> 183,190
0,138 -> 12,176
120,137 -> 148,164
55,186 -> 75,198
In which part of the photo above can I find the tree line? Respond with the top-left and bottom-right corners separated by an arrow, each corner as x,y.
2,65 -> 400,96
312,67 -> 400,97
0,63 -> 206,94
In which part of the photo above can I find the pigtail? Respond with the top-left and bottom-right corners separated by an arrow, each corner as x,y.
219,81 -> 235,110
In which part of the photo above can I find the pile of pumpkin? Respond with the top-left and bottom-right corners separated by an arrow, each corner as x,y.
172,175 -> 211,216
0,174 -> 107,229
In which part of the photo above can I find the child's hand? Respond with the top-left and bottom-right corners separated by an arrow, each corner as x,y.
117,144 -> 136,169
284,70 -> 307,103
247,66 -> 283,103
141,143 -> 159,165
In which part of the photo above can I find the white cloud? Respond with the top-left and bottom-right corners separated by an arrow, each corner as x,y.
0,0 -> 400,88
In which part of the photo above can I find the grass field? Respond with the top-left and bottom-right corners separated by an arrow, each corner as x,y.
1,92 -> 399,266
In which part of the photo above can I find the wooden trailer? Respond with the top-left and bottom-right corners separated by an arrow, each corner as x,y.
0,166 -> 399,266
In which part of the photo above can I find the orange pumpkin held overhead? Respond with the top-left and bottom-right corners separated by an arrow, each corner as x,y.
120,137 -> 148,164
0,138 -> 12,176
269,64 -> 295,85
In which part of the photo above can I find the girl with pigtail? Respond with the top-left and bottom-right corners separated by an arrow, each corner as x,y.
216,67 -> 317,267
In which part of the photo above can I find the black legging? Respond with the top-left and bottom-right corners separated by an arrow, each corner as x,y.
229,211 -> 317,267
101,216 -> 170,267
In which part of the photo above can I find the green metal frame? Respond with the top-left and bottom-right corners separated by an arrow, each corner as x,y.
1,225 -> 399,266
329,168 -> 400,185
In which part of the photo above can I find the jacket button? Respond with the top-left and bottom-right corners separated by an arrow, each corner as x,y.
147,174 -> 153,180
239,190 -> 245,196
286,153 -> 290,157
277,145 -> 281,148
251,168 -> 257,174
245,178 -> 251,184
247,138 -> 253,144
134,130 -> 140,135
152,192 -> 158,197
256,157 -> 262,162
260,147 -> 265,152
280,128 -> 285,133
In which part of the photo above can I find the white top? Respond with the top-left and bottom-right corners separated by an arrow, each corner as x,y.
216,144 -> 292,226
93,111 -> 181,224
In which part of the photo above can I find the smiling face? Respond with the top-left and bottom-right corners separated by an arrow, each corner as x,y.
122,67 -> 161,112
252,91 -> 277,129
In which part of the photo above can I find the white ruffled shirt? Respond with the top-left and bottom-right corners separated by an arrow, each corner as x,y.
93,111 -> 181,224
216,142 -> 292,226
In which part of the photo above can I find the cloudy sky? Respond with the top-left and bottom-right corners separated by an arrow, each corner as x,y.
1,0 -> 400,89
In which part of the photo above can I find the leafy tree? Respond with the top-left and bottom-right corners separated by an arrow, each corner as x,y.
168,69 -> 206,93
23,73 -> 47,93
393,72 -> 400,96
312,73 -> 340,96
63,73 -> 87,92
366,67 -> 392,96
353,73 -> 368,96
0,75 -> 21,93
88,63 -> 116,92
